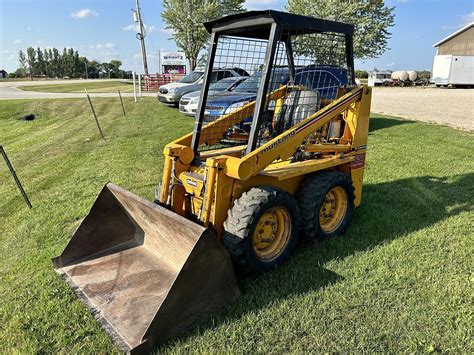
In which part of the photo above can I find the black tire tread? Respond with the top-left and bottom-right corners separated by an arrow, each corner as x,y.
223,186 -> 299,272
297,171 -> 355,241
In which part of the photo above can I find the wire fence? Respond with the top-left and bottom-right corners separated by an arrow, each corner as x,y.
196,28 -> 351,157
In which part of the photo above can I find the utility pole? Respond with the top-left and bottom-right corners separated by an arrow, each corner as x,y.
133,0 -> 149,75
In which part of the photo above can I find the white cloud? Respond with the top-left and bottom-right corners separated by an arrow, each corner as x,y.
123,23 -> 156,34
442,11 -> 474,32
385,62 -> 396,67
245,0 -> 278,11
122,24 -> 135,31
160,27 -> 174,35
461,12 -> 474,26
13,39 -> 21,44
89,43 -> 115,50
71,8 -> 99,19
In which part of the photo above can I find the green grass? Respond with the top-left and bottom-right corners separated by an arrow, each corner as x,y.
0,98 -> 472,353
19,80 -> 134,93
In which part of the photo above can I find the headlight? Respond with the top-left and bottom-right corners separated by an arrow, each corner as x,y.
224,101 -> 249,114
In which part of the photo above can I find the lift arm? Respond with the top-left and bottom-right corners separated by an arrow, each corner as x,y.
224,86 -> 371,180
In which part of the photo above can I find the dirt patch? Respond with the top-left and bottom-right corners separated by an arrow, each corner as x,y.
371,86 -> 474,131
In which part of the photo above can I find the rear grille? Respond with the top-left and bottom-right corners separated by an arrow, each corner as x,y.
159,87 -> 168,94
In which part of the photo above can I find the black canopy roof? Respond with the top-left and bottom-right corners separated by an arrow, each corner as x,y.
204,10 -> 354,39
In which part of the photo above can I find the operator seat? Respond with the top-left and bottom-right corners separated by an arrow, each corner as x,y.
273,89 -> 321,135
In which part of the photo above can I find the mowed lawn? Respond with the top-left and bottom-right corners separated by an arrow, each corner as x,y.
19,80 -> 134,93
0,97 -> 472,353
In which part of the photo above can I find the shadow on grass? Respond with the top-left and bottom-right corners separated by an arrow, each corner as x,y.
369,114 -> 413,132
157,172 -> 473,350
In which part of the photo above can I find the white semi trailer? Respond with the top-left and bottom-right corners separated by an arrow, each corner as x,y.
431,55 -> 474,87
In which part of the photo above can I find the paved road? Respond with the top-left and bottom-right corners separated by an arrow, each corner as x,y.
0,79 -> 155,100
371,86 -> 474,131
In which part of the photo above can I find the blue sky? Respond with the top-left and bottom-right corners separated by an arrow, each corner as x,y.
1,0 -> 473,73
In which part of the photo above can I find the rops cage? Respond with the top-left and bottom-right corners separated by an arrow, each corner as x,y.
193,10 -> 356,158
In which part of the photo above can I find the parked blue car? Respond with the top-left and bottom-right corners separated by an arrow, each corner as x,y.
204,65 -> 348,123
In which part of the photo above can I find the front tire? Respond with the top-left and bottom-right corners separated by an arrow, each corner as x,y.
223,186 -> 300,273
297,171 -> 355,241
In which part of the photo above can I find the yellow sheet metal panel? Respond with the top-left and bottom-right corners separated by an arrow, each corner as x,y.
352,87 -> 372,148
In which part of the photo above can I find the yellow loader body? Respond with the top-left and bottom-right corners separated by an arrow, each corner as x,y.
160,86 -> 371,237
54,10 -> 372,353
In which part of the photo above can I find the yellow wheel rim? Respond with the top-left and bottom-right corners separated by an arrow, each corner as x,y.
252,206 -> 291,261
319,186 -> 348,234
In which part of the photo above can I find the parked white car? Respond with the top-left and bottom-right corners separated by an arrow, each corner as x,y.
179,76 -> 247,116
158,68 -> 248,106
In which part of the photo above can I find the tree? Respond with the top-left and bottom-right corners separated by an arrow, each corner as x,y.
355,69 -> 368,78
26,47 -> 36,79
78,56 -> 88,78
417,70 -> 431,80
18,50 -> 27,74
109,60 -> 123,78
100,62 -> 113,78
286,0 -> 395,60
14,47 -> 129,79
43,48 -> 51,77
36,47 -> 45,76
87,60 -> 101,79
10,68 -> 26,78
52,48 -> 61,78
162,0 -> 245,70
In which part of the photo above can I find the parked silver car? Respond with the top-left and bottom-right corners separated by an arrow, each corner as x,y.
157,67 -> 248,106
179,76 -> 247,116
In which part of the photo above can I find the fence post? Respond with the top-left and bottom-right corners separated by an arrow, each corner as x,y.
85,89 -> 105,139
1,145 -> 32,208
132,71 -> 137,103
138,74 -> 142,97
118,89 -> 126,116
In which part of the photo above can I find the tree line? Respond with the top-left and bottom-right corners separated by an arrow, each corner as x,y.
10,47 -> 131,79
162,0 -> 395,71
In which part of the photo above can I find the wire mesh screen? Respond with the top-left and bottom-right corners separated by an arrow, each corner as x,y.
196,28 -> 351,156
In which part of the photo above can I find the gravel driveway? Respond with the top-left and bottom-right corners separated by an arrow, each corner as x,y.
371,87 -> 474,131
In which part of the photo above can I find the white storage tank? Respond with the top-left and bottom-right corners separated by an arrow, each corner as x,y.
408,71 -> 418,81
391,71 -> 409,81
399,71 -> 409,81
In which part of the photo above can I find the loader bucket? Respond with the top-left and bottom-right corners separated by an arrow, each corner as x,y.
53,183 -> 240,353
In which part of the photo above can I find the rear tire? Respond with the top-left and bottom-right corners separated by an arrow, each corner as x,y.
223,186 -> 300,273
297,171 -> 355,241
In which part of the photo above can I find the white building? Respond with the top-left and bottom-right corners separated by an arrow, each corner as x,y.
431,23 -> 474,87
158,51 -> 189,75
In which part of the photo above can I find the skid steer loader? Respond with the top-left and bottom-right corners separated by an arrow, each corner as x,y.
54,10 -> 371,353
